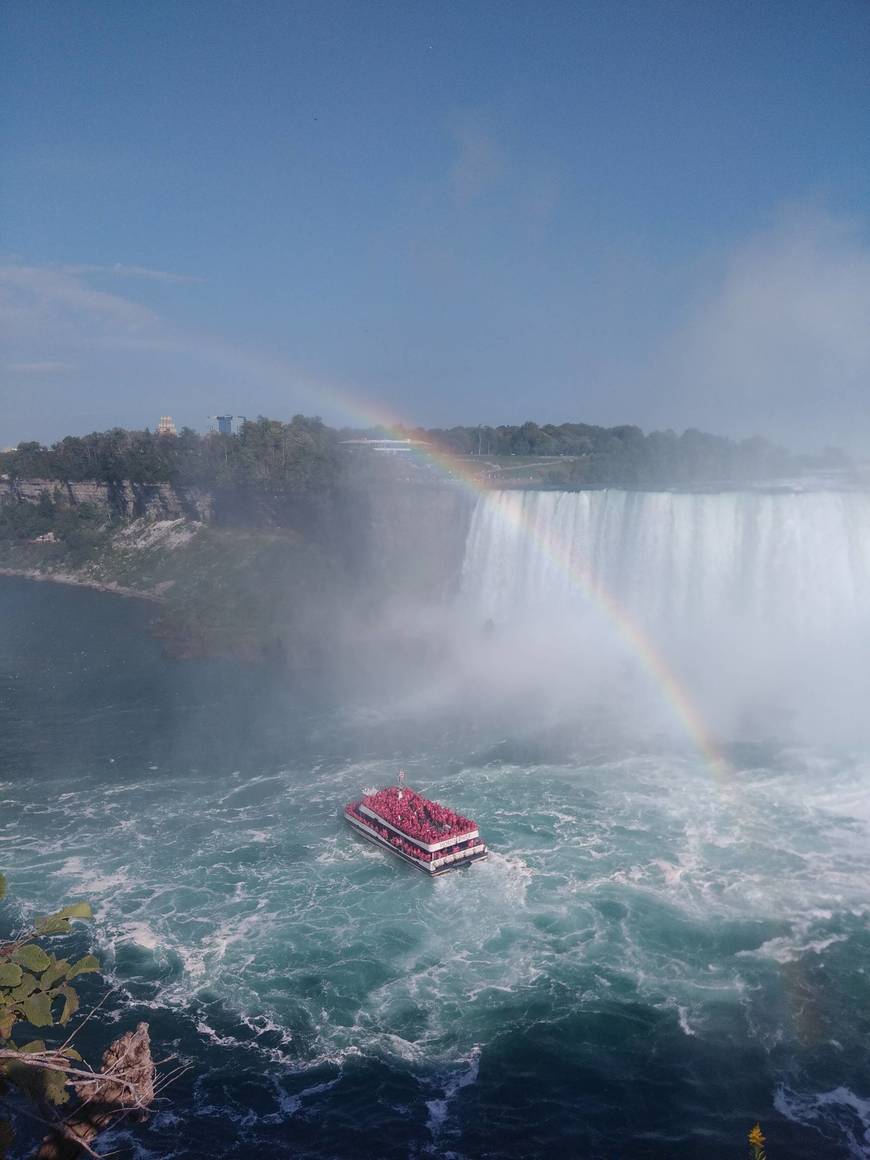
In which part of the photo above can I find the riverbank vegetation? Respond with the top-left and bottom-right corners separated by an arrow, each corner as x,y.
0,494 -> 111,565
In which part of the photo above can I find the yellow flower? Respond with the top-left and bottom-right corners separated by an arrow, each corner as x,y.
748,1122 -> 766,1150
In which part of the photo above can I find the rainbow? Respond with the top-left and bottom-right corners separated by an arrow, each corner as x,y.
316,387 -> 730,781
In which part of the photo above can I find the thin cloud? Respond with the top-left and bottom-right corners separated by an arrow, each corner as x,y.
0,264 -> 158,331
448,111 -> 504,206
6,361 -> 72,373
523,169 -> 560,225
62,263 -> 205,285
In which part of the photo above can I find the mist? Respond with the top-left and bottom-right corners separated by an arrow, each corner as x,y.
316,482 -> 870,765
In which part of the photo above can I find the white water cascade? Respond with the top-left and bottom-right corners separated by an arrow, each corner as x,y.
460,489 -> 870,741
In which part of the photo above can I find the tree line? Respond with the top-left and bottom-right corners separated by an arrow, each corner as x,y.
350,420 -> 847,488
0,416 -> 341,493
1,416 -> 848,491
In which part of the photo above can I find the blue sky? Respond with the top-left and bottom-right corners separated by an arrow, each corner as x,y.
2,0 -> 869,447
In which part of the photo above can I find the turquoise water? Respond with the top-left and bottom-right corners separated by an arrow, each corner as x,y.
2,577 -> 870,1158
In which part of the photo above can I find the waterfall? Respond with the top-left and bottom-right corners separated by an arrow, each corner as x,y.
462,489 -> 870,631
459,489 -> 870,740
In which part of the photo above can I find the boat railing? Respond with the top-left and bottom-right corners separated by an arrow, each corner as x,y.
358,804 -> 479,851
345,808 -> 486,872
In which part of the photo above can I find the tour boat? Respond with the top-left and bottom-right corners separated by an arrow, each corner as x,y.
344,778 -> 488,875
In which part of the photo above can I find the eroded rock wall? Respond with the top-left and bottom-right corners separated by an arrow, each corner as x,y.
0,478 -> 213,521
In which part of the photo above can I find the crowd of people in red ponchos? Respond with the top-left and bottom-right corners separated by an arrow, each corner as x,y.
357,785 -> 475,845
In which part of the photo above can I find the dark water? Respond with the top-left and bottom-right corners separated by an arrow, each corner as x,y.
2,576 -> 869,1159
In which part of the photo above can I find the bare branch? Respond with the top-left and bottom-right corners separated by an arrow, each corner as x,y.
59,989 -> 119,1054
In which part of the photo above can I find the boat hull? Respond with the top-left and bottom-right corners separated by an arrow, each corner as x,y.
345,811 -> 488,875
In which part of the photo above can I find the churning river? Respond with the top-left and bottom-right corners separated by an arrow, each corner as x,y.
3,488 -> 870,1159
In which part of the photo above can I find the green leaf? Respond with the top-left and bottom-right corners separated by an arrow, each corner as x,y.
35,902 -> 92,931
57,902 -> 92,920
34,916 -> 70,936
66,955 -> 99,980
19,1040 -> 46,1053
42,1066 -> 69,1106
40,957 -> 69,989
9,973 -> 38,1001
0,1010 -> 15,1039
0,965 -> 22,988
11,944 -> 50,973
0,874 -> 6,902
52,984 -> 79,1025
22,992 -> 52,1028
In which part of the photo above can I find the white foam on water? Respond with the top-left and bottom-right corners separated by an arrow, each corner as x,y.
475,849 -> 533,906
775,1085 -> 870,1158
194,1018 -> 294,1066
97,1127 -> 170,1160
657,999 -> 699,1037
425,1046 -> 481,1138
676,1006 -> 696,1037
122,922 -> 160,950
266,1077 -> 341,1121
741,931 -> 849,964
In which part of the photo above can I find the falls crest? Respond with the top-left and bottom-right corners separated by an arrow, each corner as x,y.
462,489 -> 870,630
460,490 -> 870,742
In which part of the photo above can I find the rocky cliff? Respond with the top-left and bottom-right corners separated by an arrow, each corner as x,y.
0,477 -> 213,521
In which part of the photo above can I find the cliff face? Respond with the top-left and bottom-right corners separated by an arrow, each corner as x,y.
0,477 -> 213,521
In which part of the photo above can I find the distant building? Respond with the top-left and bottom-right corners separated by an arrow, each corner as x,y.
157,415 -> 177,436
209,415 -> 246,435
339,438 -> 429,455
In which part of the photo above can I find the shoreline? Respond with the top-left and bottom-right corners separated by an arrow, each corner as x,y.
0,566 -> 164,603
